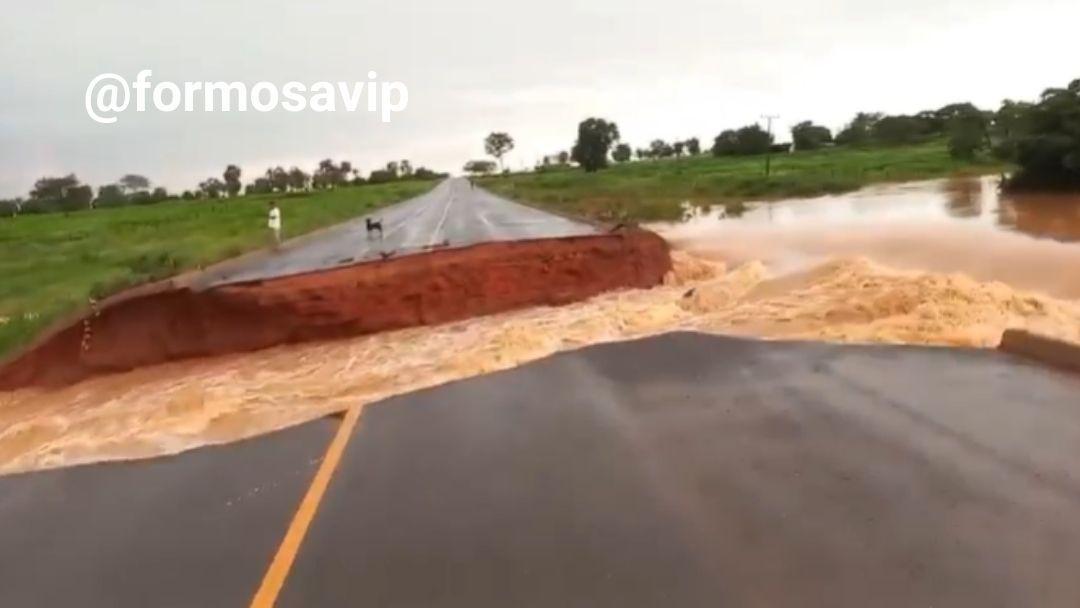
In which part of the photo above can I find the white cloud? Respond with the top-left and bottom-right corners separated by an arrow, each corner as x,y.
0,0 -> 1077,196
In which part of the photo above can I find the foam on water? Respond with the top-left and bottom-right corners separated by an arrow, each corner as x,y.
1,177 -> 1078,475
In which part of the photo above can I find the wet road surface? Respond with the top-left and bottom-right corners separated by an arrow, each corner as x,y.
280,332 -> 1080,607
199,178 -> 596,287
0,418 -> 336,607
3,333 -> 1079,606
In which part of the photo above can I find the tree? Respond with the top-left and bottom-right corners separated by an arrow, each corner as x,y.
990,99 -> 1035,161
129,187 -> 167,205
30,174 -> 80,201
314,159 -> 349,188
367,169 -> 396,184
685,138 -> 701,155
400,159 -> 413,177
246,177 -> 273,195
1005,78 -> 1080,189
612,143 -> 632,163
871,115 -> 929,145
287,167 -> 310,191
95,183 -> 127,207
266,166 -> 289,192
913,104 -> 978,136
463,160 -> 497,176
67,185 -> 93,209
946,106 -> 990,160
712,130 -> 739,156
791,121 -> 833,151
738,124 -> 773,154
484,132 -> 515,171
29,174 -> 90,211
711,124 -> 773,156
571,118 -> 620,172
118,174 -> 151,194
835,112 -> 883,146
413,167 -> 443,180
673,141 -> 685,158
993,100 -> 1034,142
314,160 -> 333,188
385,161 -> 399,177
199,177 -> 225,199
537,154 -> 570,170
223,165 -> 242,197
948,119 -> 986,160
648,139 -> 673,159
1,198 -> 24,216
933,103 -> 982,134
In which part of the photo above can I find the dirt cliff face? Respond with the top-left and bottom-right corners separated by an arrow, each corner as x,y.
0,230 -> 671,389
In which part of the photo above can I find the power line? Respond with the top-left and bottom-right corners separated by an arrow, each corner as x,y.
761,114 -> 779,177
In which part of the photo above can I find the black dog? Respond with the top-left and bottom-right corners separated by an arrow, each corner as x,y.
366,217 -> 383,239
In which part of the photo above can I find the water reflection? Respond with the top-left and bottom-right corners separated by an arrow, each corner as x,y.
660,177 -> 1080,300
680,176 -> 1080,243
944,178 -> 984,218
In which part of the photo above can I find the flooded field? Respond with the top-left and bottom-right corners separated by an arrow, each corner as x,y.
663,176 -> 1080,299
685,176 -> 1080,242
1,176 -> 1078,475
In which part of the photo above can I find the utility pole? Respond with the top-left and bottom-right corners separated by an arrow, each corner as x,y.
761,114 -> 779,177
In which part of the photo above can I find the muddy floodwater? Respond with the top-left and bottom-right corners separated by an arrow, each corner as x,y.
1,176 -> 1078,475
661,176 -> 1080,300
683,176 -> 1080,243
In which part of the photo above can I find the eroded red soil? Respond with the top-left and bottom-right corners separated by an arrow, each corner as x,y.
0,230 -> 671,389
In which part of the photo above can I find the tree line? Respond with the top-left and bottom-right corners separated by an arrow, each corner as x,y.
468,75 -> 1079,191
9,75 -> 1076,213
1,159 -> 447,216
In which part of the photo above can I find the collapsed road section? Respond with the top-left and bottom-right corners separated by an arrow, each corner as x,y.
0,229 -> 671,390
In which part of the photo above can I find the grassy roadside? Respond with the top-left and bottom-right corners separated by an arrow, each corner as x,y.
481,141 -> 1006,222
0,180 -> 436,359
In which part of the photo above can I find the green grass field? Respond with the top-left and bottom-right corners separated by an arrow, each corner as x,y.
0,180 -> 435,359
482,141 -> 1005,222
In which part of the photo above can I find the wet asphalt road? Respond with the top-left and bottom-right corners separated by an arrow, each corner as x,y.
4,333 -> 1078,606
279,333 -> 1080,607
201,177 -> 596,286
0,417 -> 336,608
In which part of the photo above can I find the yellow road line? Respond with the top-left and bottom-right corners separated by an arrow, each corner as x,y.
250,405 -> 363,608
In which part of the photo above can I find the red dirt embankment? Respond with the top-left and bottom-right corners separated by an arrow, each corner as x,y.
0,230 -> 671,390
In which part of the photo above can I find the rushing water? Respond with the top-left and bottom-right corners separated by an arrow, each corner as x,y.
3,176 -> 1079,475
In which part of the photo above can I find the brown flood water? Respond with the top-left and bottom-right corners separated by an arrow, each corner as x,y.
1,176 -> 1078,475
661,176 -> 1080,300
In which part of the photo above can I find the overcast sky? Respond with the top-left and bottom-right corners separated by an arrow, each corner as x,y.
1,0 -> 1078,198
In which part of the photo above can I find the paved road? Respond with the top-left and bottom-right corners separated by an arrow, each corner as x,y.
0,418 -> 336,607
281,333 -> 1080,607
200,178 -> 596,287
3,333 -> 1079,606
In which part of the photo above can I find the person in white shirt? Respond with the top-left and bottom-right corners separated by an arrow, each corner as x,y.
267,200 -> 282,248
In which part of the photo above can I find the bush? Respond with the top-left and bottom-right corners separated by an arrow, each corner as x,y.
712,124 -> 773,156
791,121 -> 833,151
1004,79 -> 1080,189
